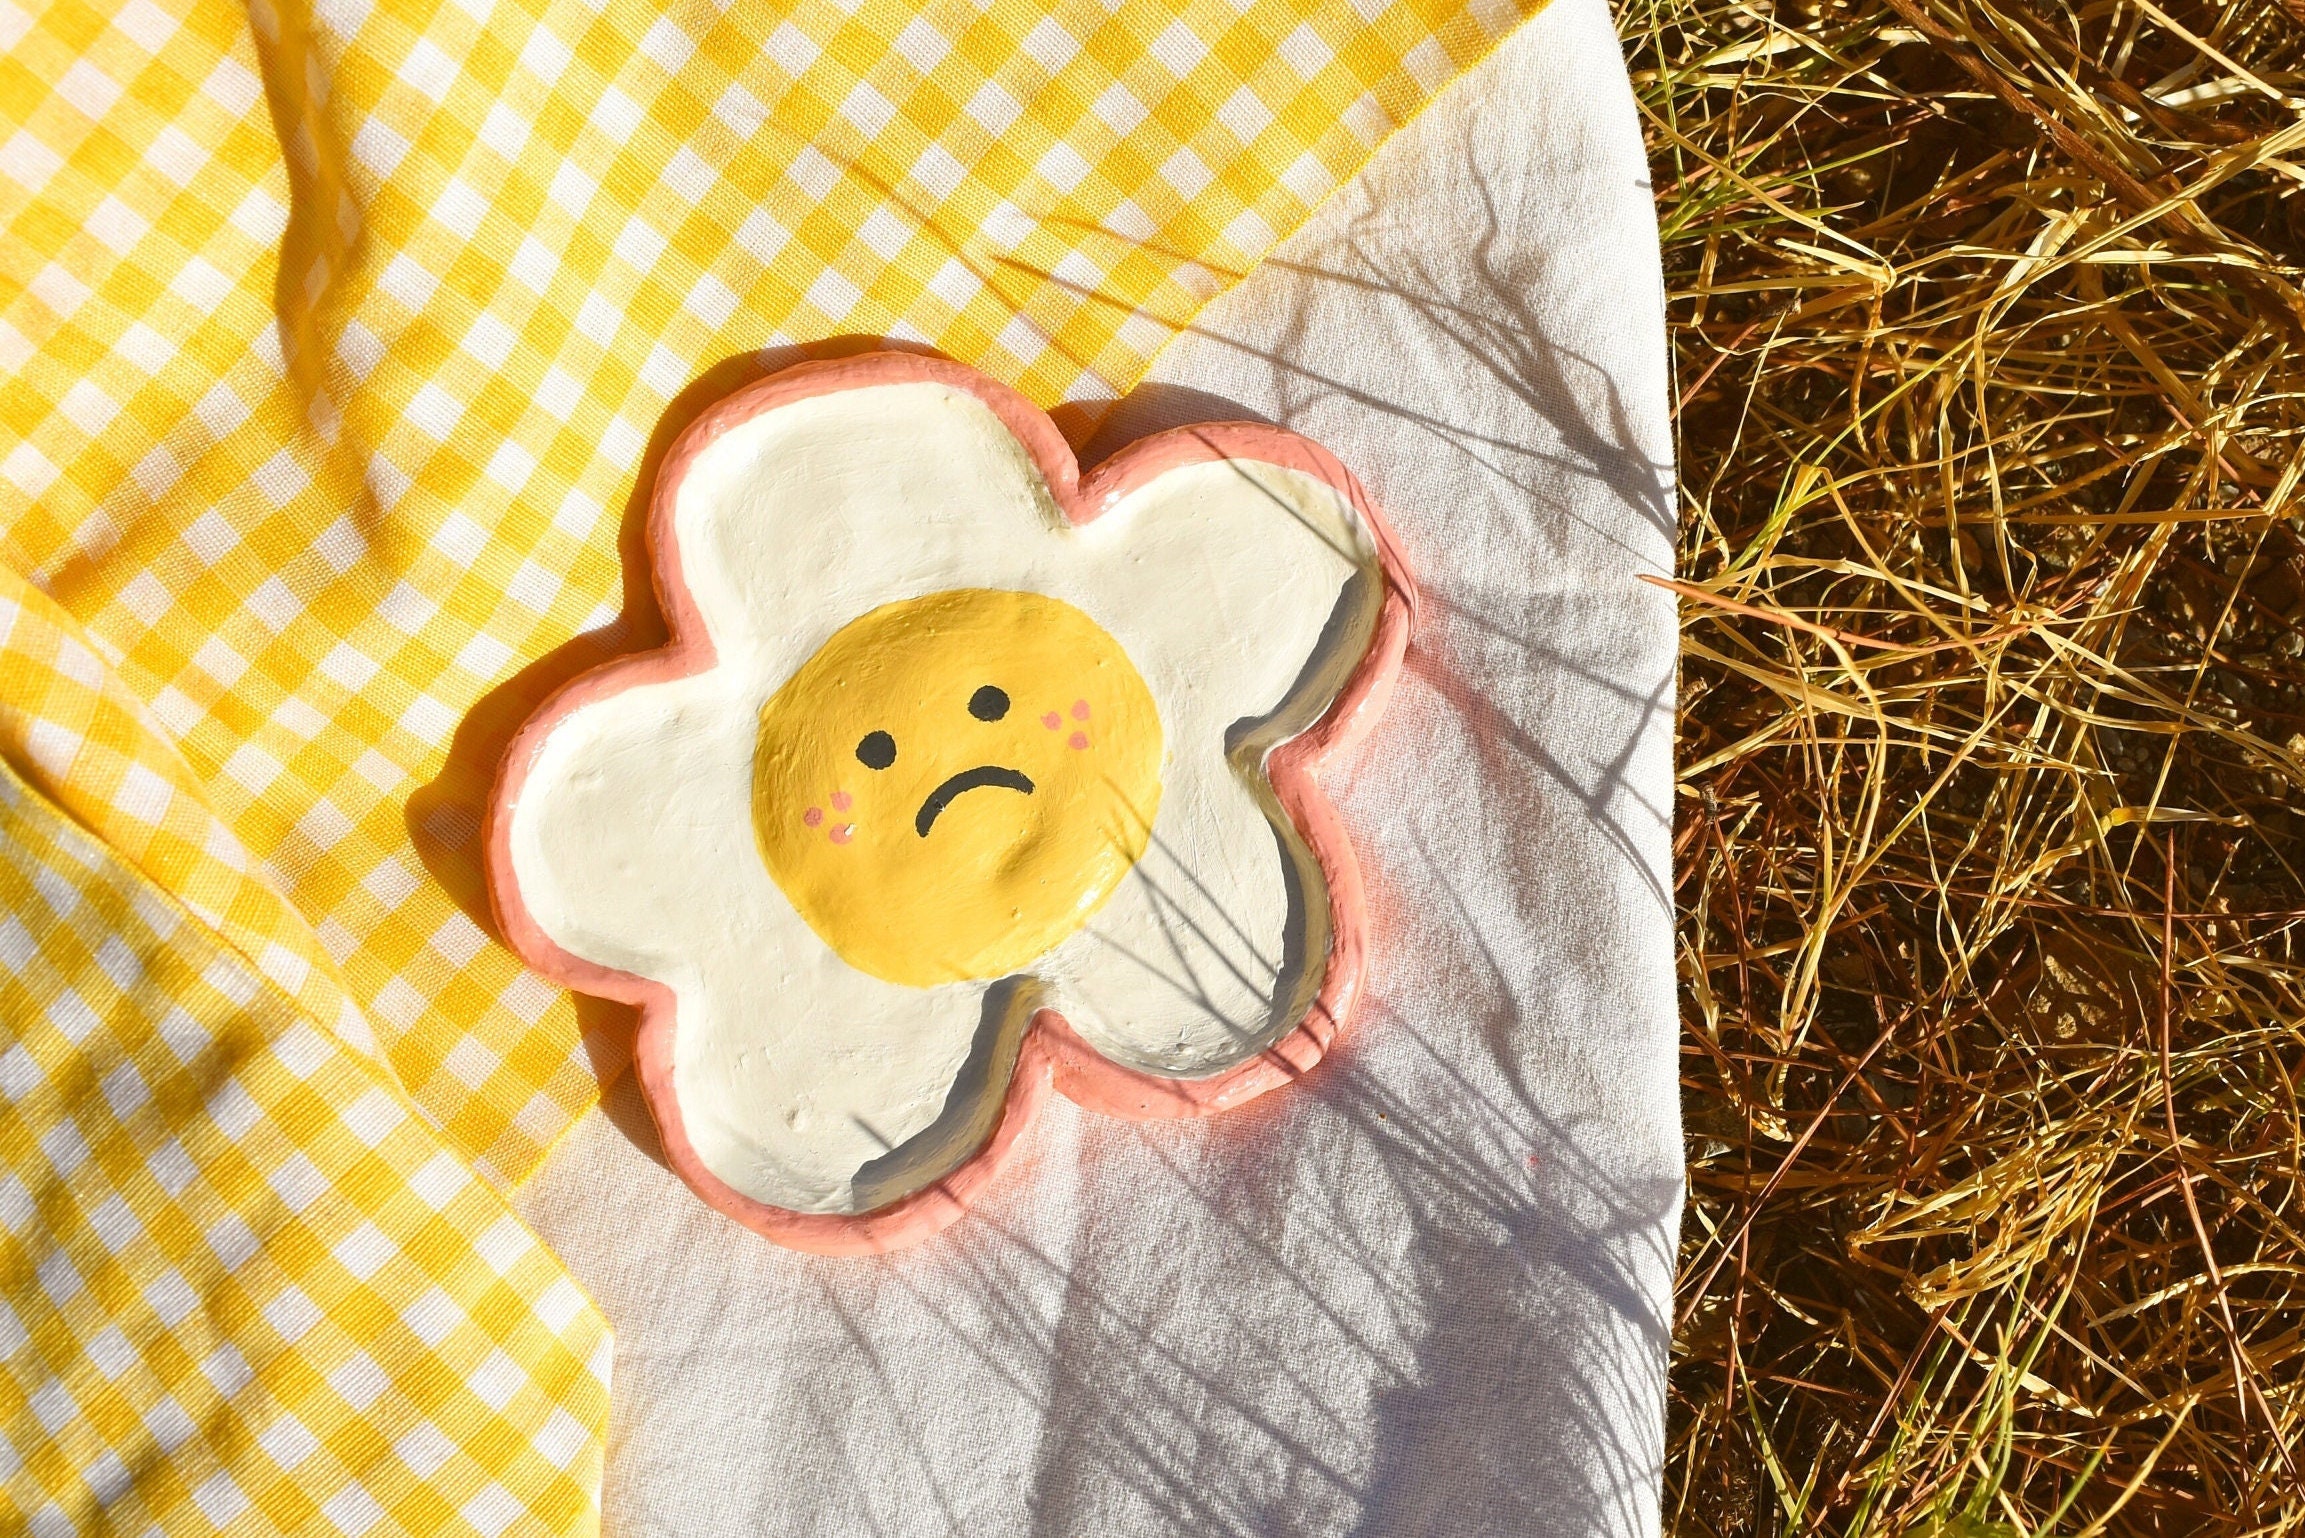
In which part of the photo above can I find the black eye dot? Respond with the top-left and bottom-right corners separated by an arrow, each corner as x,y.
855,731 -> 897,770
968,685 -> 1010,722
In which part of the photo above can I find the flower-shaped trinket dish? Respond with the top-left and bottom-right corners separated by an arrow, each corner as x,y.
485,352 -> 1415,1253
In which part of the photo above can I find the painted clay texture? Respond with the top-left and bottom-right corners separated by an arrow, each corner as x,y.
488,354 -> 1414,1252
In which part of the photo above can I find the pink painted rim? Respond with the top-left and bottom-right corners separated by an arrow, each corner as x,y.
483,352 -> 1418,1255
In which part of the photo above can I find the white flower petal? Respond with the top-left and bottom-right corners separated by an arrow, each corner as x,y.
672,945 -> 1024,1215
1036,456 -> 1379,1080
671,380 -> 1068,674
508,666 -> 1023,1215
505,669 -> 763,979
1077,457 -> 1379,746
1041,733 -> 1326,1077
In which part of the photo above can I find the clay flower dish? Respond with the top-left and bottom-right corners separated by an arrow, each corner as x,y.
485,353 -> 1415,1254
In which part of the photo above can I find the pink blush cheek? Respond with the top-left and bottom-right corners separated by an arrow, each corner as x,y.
828,823 -> 854,845
1071,699 -> 1090,720
1068,731 -> 1089,751
1041,712 -> 1062,730
801,807 -> 823,828
830,790 -> 853,811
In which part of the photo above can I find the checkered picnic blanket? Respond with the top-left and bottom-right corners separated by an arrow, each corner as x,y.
0,0 -> 1535,1529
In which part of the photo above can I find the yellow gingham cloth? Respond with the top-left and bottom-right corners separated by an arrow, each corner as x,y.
0,0 -> 1536,1526
0,744 -> 607,1536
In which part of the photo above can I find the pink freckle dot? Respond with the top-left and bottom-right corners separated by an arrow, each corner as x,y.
828,823 -> 854,845
802,807 -> 823,827
1069,731 -> 1090,751
830,790 -> 852,811
1071,699 -> 1090,721
1042,711 -> 1062,730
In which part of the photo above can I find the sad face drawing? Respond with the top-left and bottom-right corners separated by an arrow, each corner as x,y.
489,354 -> 1415,1252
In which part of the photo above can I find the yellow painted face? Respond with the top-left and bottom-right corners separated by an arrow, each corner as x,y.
752,589 -> 1164,988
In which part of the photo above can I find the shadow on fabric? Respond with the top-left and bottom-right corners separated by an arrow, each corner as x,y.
932,140 -> 1675,1538
531,109 -> 1679,1538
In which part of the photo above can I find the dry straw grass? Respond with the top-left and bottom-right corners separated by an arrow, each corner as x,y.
1626,0 -> 2305,1529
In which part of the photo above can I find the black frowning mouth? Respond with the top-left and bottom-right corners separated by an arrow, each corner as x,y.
915,765 -> 1035,837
